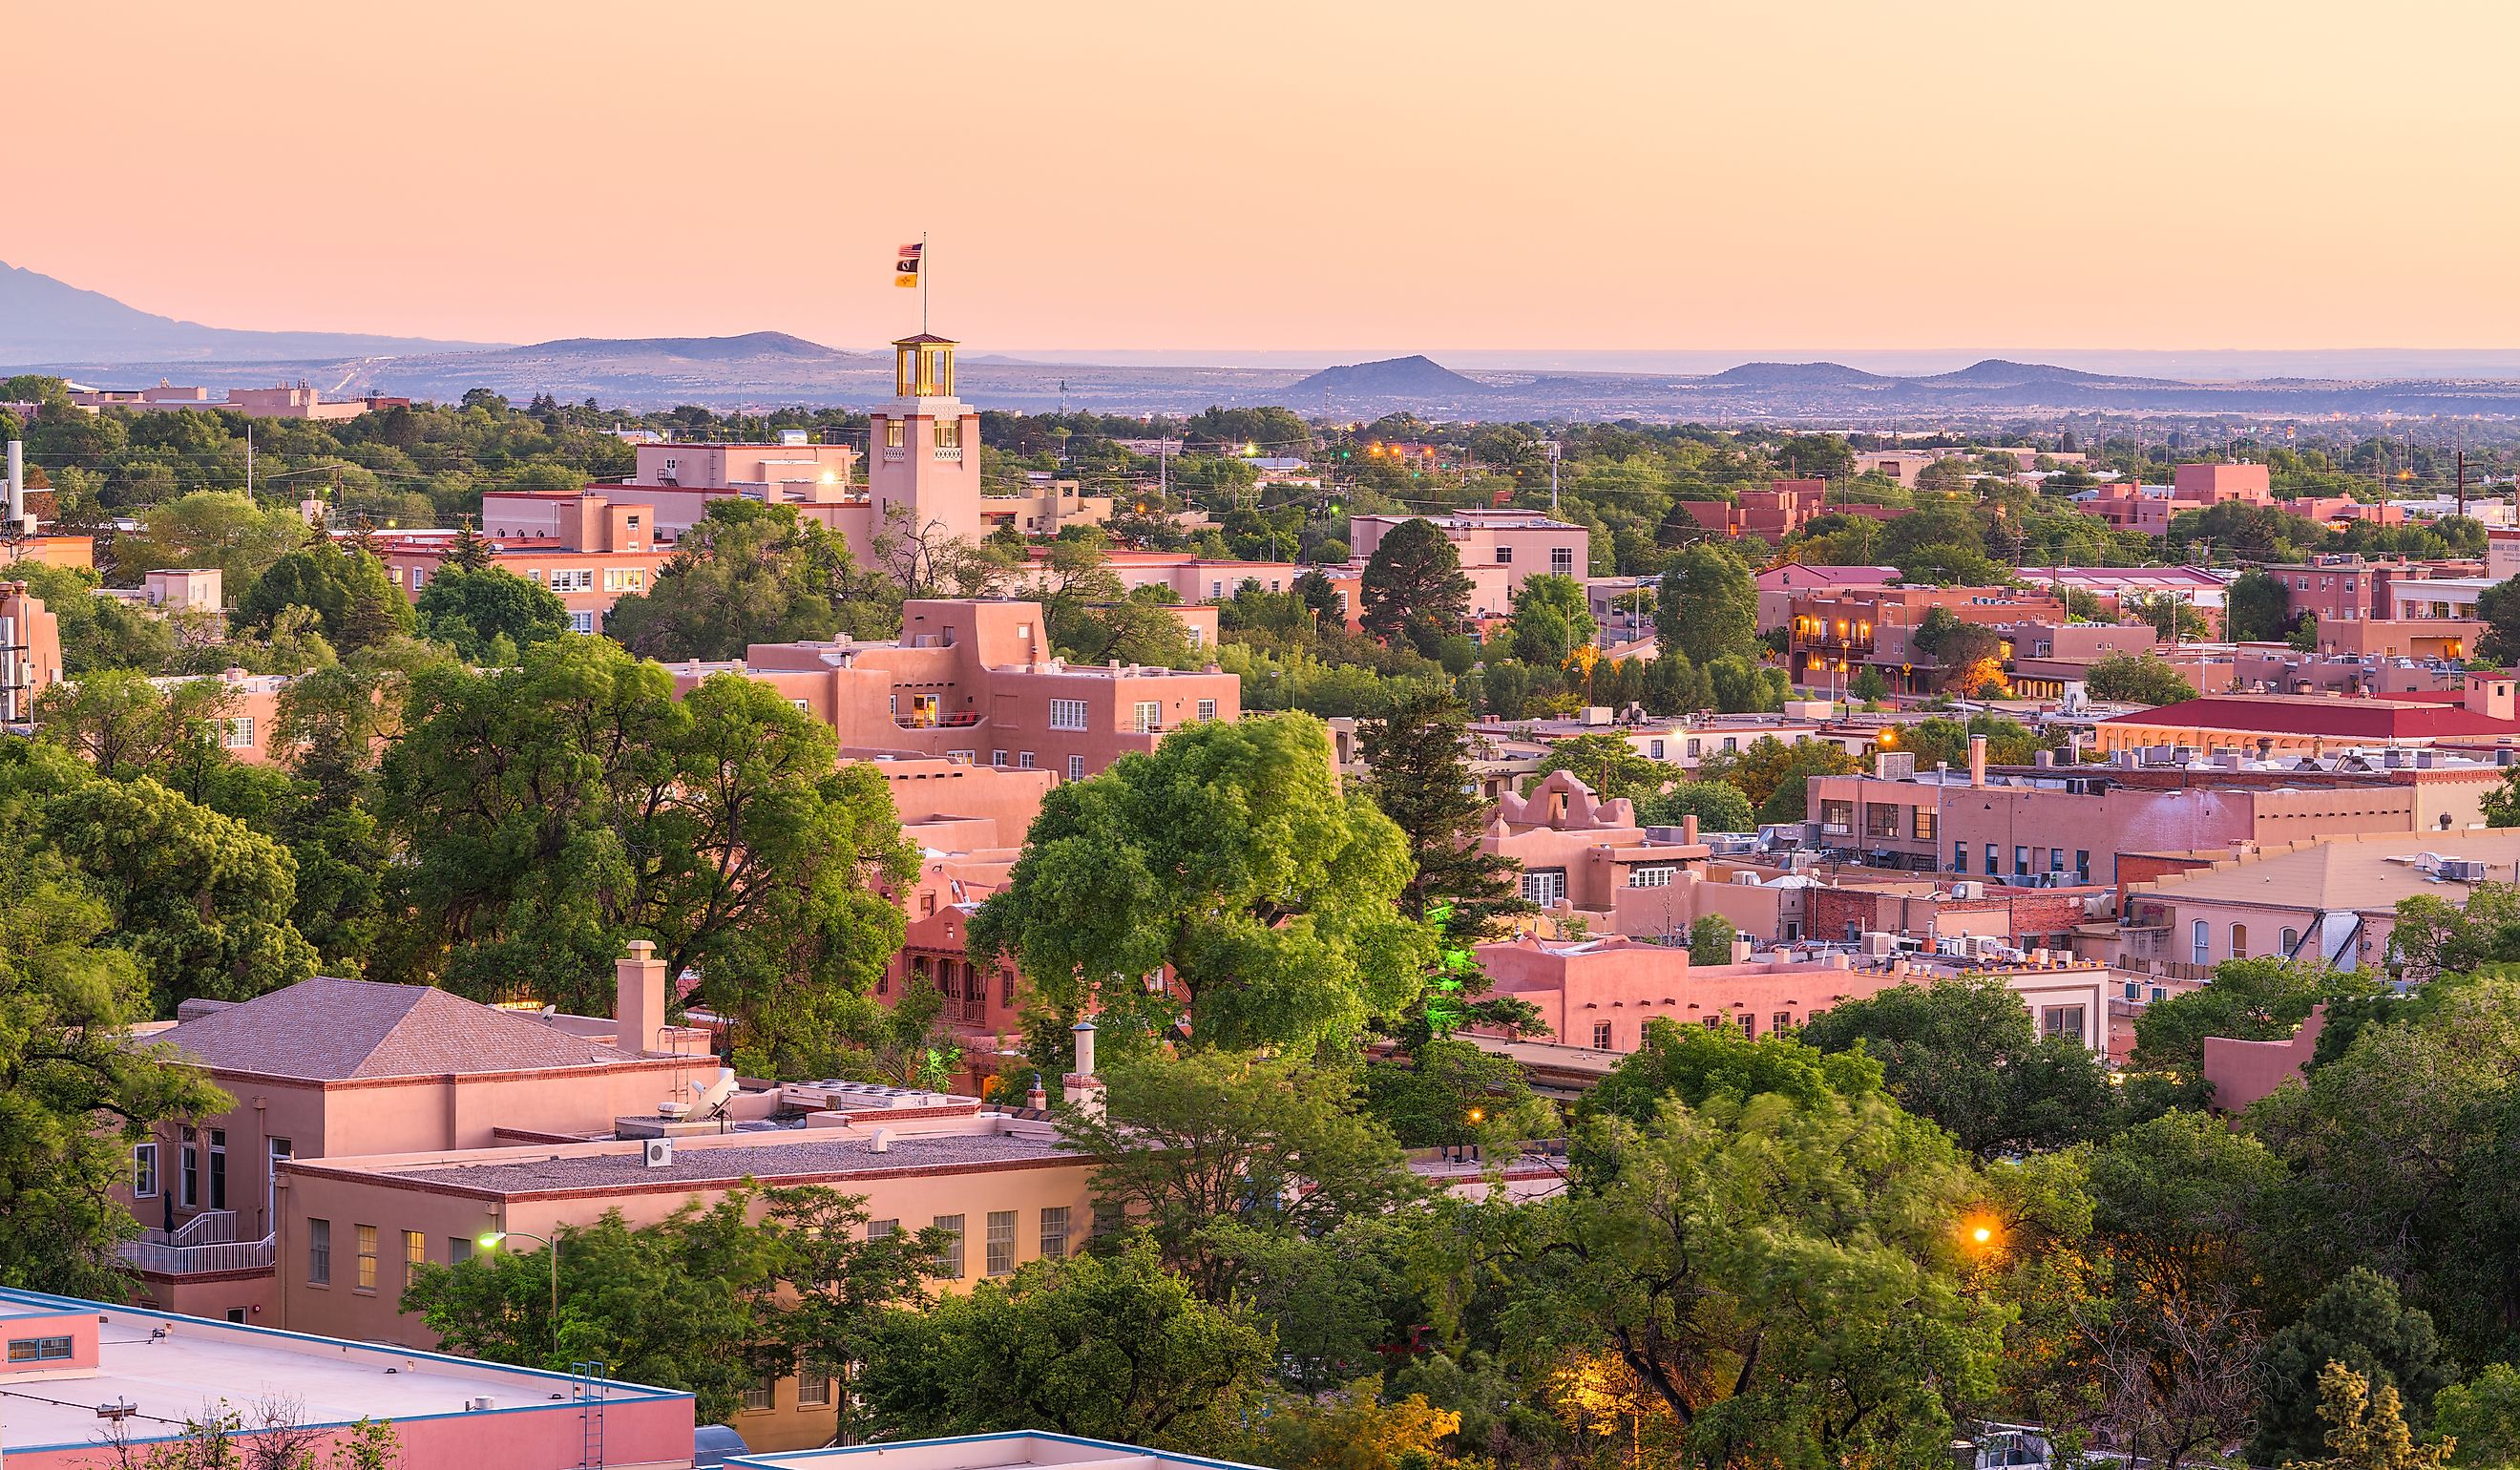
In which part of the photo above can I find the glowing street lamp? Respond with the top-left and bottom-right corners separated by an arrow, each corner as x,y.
478,1228 -> 560,1350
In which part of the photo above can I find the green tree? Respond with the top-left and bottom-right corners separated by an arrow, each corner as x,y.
0,848 -> 230,1297
1055,1050 -> 1423,1295
606,500 -> 891,661
2131,957 -> 2338,1076
2477,578 -> 2520,666
2433,1361 -> 2520,1467
1654,544 -> 1758,665
1361,1035 -> 1555,1151
1438,1085 -> 2003,1467
378,638 -> 914,1057
1911,605 -> 2006,690
32,668 -> 235,777
1358,518 -> 1472,657
2288,1362 -> 2455,1470
1798,976 -> 2116,1158
1850,664 -> 1890,704
1502,573 -> 1597,667
967,714 -> 1433,1054
2225,568 -> 2296,642
441,521 -> 494,573
413,566 -> 569,663
122,491 -> 307,588
1632,778 -> 1755,833
237,539 -> 414,654
7,561 -> 180,675
1356,690 -> 1530,937
2086,652 -> 2199,704
1583,1015 -> 1882,1129
857,1239 -> 1275,1448
1687,913 -> 1738,966
1524,733 -> 1668,806
2252,1269 -> 2450,1465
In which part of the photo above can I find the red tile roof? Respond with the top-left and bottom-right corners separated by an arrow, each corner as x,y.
2099,694 -> 2520,740
158,977 -> 634,1081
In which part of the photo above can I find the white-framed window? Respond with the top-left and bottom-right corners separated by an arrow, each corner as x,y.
791,698 -> 810,711
221,716 -> 254,749
570,611 -> 595,634
602,568 -> 643,592
992,750 -> 1008,767
409,567 -> 426,590
1048,699 -> 1089,730
1040,1207 -> 1070,1260
1133,700 -> 1162,733
986,1210 -> 1018,1276
1628,866 -> 1675,888
867,1218 -> 897,1241
2191,919 -> 2210,966
1018,751 -> 1036,769
1197,699 -> 1218,722
178,1125 -> 199,1207
133,1143 -> 158,1198
551,569 -> 595,593
934,1214 -> 965,1276
1522,869 -> 1566,906
1551,547 -> 1576,575
1067,755 -> 1085,781
388,566 -> 404,586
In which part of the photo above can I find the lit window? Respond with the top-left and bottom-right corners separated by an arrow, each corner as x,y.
355,1225 -> 378,1290
1040,1207 -> 1070,1260
405,1230 -> 427,1284
886,420 -> 904,449
6,1336 -> 74,1363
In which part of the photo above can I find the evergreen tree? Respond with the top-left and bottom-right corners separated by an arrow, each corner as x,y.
1359,519 -> 1473,657
2251,1269 -> 2450,1465
442,520 -> 495,573
1357,690 -> 1530,938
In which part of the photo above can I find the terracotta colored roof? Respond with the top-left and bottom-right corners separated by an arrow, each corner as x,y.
158,977 -> 634,1082
2099,694 -> 2520,740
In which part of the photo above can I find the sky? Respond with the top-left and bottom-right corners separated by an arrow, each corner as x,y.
11,1 -> 2519,357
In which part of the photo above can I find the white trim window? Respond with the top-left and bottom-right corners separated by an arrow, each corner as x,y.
133,1143 -> 158,1199
1048,699 -> 1089,731
1628,866 -> 1676,888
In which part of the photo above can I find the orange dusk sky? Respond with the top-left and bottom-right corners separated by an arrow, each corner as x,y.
10,1 -> 2515,355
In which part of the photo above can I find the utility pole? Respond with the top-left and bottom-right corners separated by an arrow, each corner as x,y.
245,422 -> 253,497
1547,438 -> 1562,514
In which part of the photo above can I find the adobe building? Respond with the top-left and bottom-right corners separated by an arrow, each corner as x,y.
0,1286 -> 693,1470
68,380 -> 394,421
670,598 -> 1242,783
0,578 -> 65,722
375,491 -> 675,633
1784,584 -> 2068,692
1469,934 -> 2109,1055
1480,769 -> 1712,915
1346,510 -> 1589,591
2090,676 -> 2520,758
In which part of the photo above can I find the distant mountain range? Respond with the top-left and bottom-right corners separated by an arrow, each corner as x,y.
20,262 -> 2520,422
0,261 -> 496,363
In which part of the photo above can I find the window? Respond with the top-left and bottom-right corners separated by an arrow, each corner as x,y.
1985,843 -> 1999,875
1197,699 -> 1217,723
1773,1012 -> 1793,1033
179,1125 -> 199,1208
935,421 -> 963,451
6,1336 -> 73,1363
1591,1021 -> 1613,1050
1649,739 -> 1666,759
1628,866 -> 1675,888
1912,808 -> 1937,840
741,1376 -> 776,1412
934,1215 -> 965,1276
1495,546 -> 1513,564
2013,846 -> 2030,878
2280,926 -> 2300,956
2075,850 -> 2090,882
1132,700 -> 1162,733
986,1210 -> 1018,1276
1864,803 -> 1900,839
1001,967 -> 1016,1006
2151,986 -> 2167,1002
1687,738 -> 1702,758
133,1143 -> 158,1198
2041,1005 -> 2088,1042
2230,923 -> 2248,959
1018,750 -> 1036,769
1738,1013 -> 1756,1037
2050,848 -> 2065,873
569,611 -> 595,634
2191,919 -> 2210,966
1040,1207 -> 1071,1261
1067,755 -> 1085,781
2125,981 -> 2142,1000
550,569 -> 594,593
405,1230 -> 427,1283
307,1219 -> 331,1285
885,420 -> 905,449
448,1236 -> 472,1264
992,749 -> 1007,767
1818,799 -> 1854,835
1522,869 -> 1566,907
355,1225 -> 378,1291
1551,547 -> 1576,576
409,568 -> 427,590
798,1376 -> 833,1408
221,716 -> 255,749
602,568 -> 644,592
1048,698 -> 1088,730
1953,842 -> 1968,873
867,1219 -> 897,1241
207,1129 -> 225,1211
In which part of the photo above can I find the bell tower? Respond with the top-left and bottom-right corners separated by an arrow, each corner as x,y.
866,334 -> 984,549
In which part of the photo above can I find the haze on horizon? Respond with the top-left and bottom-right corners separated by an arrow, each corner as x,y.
13,0 -> 2517,357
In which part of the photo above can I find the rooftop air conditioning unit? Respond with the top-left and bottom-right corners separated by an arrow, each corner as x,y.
1950,881 -> 1984,899
1732,872 -> 1761,886
641,1139 -> 674,1169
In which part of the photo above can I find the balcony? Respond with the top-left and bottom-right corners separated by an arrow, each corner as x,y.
117,1210 -> 275,1276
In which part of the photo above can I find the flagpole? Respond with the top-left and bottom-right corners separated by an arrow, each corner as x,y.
921,232 -> 931,337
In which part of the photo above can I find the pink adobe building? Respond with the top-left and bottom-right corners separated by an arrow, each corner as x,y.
2091,677 -> 2520,757
667,598 -> 1241,783
1346,510 -> 1589,590
1469,935 -> 2108,1053
1480,770 -> 1712,917
1754,562 -> 1902,632
0,578 -> 65,722
0,1287 -> 693,1470
1671,479 -> 1832,542
374,492 -> 676,633
69,380 -> 400,421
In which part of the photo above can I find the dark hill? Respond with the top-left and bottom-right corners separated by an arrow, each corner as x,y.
1286,354 -> 1489,398
0,261 -> 496,365
511,331 -> 858,362
1704,361 -> 1890,387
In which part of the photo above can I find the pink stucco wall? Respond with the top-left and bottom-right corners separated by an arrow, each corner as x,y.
2202,1004 -> 2324,1111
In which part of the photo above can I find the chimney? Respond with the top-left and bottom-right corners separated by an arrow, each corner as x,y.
1729,934 -> 1753,965
1024,1072 -> 1048,1111
1681,814 -> 1699,846
1967,734 -> 1988,788
1063,1018 -> 1105,1121
615,939 -> 666,1056
2033,749 -> 2053,767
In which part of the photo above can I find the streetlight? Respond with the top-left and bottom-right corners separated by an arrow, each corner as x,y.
478,1229 -> 559,1350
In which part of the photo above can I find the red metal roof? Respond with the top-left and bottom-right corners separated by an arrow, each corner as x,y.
2099,694 -> 2520,739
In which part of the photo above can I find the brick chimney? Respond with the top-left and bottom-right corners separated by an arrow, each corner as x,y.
1967,734 -> 1988,788
615,939 -> 666,1057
